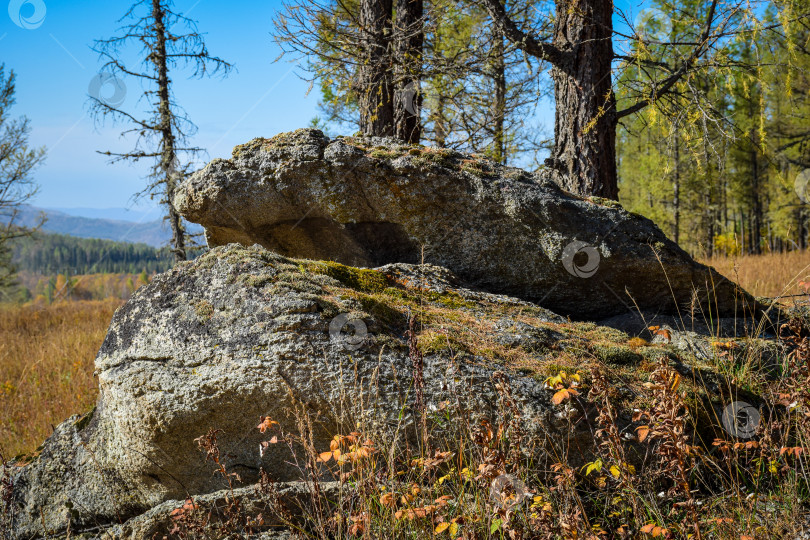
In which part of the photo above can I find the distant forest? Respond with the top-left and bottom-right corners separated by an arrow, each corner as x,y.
11,232 -> 175,275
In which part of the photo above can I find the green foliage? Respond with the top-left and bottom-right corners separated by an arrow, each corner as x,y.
276,0 -> 549,165
618,0 -> 810,255
10,232 -> 174,275
0,64 -> 46,296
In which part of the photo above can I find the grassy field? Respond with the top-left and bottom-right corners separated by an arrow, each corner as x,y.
1,251 -> 809,459
701,249 -> 810,301
0,299 -> 122,458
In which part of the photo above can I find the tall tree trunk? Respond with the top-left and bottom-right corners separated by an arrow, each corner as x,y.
394,0 -> 423,143
359,0 -> 394,137
431,92 -> 447,147
491,8 -> 507,164
705,192 -> 714,258
546,0 -> 617,199
673,127 -> 681,244
750,143 -> 762,255
153,0 -> 186,262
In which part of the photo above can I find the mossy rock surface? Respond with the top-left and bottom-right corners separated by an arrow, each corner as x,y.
8,243 -> 781,540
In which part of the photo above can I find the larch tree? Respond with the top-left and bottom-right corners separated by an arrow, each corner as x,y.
769,0 -> 810,250
274,0 -> 428,140
482,0 -> 788,200
90,0 -> 232,262
450,0 -> 550,164
359,0 -> 396,136
0,65 -> 46,295
394,0 -> 424,142
274,0 -> 549,162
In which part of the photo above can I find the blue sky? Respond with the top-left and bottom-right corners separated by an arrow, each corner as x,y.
2,0 -> 643,212
2,0 -> 320,211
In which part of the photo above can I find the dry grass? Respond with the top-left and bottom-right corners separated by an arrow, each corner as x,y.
701,250 -> 810,300
0,299 -> 122,457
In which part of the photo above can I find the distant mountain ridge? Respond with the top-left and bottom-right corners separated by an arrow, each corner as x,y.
47,206 -> 161,222
13,205 -> 203,247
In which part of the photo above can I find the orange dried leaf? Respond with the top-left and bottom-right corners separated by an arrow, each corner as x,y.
552,389 -> 570,405
654,328 -> 672,341
257,417 -> 279,433
380,493 -> 395,508
636,426 -> 650,443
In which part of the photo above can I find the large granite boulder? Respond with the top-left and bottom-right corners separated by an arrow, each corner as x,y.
174,129 -> 765,321
7,244 -> 600,538
6,244 -> 781,538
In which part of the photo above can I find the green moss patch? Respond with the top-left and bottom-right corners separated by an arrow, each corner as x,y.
305,261 -> 390,294
592,344 -> 643,366
74,406 -> 96,432
460,159 -> 497,178
369,148 -> 402,160
194,300 -> 215,322
418,330 -> 466,355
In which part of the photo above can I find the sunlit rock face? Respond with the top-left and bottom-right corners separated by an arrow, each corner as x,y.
176,128 -> 762,321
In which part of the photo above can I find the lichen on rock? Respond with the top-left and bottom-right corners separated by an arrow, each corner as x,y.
175,128 -> 769,322
5,243 -> 784,539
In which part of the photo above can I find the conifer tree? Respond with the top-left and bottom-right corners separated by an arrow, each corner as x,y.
483,0 -> 785,199
90,0 -> 232,262
0,65 -> 45,297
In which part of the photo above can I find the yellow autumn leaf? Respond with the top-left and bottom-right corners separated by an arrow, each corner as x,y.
670,373 -> 681,391
435,522 -> 450,533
